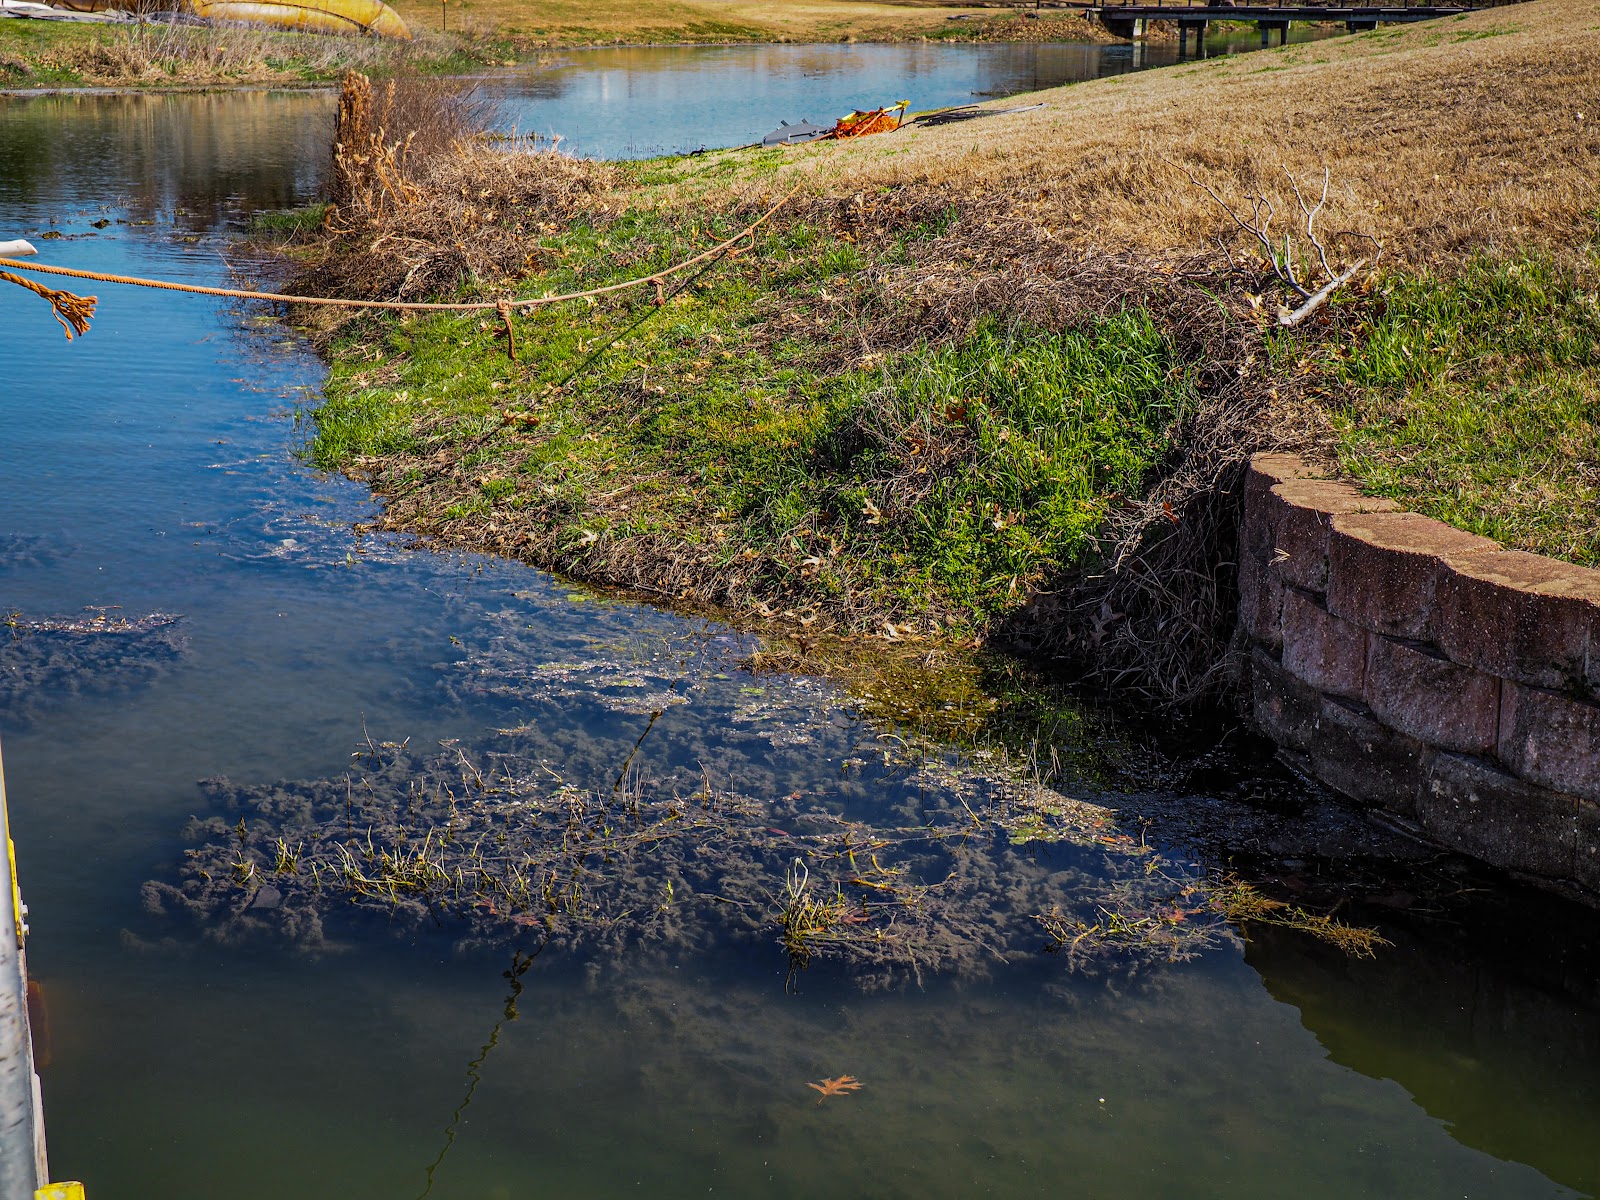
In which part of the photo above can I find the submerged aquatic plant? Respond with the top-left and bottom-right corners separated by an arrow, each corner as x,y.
143,710 -> 1383,989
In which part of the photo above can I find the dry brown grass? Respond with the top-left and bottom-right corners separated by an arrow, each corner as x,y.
681,0 -> 1600,269
19,20 -> 423,85
387,0 -> 992,46
935,10 -> 1123,43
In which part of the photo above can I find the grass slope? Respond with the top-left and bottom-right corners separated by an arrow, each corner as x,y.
1325,254 -> 1600,566
0,18 -> 497,87
311,204 -> 1197,634
389,0 -> 994,47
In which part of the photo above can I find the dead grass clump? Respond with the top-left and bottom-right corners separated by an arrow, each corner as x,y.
291,71 -> 622,315
327,69 -> 494,215
43,22 -> 386,85
0,49 -> 35,79
1208,875 -> 1390,957
1039,872 -> 1387,961
935,11 -> 1123,44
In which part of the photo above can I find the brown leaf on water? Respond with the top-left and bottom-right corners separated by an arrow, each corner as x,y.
807,1075 -> 864,1104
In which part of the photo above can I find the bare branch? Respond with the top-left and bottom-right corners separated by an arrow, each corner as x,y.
1170,159 -> 1380,318
1287,168 -> 1335,279
1277,257 -> 1368,327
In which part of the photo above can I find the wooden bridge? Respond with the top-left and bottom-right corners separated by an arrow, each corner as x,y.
1081,0 -> 1508,52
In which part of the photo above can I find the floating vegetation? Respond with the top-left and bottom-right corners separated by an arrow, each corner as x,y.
1037,870 -> 1388,963
1205,875 -> 1391,958
0,607 -> 188,725
142,717 -> 1384,988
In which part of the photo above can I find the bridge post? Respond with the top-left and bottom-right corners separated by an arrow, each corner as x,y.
1099,13 -> 1146,39
1177,19 -> 1207,57
1258,18 -> 1289,46
1345,17 -> 1378,30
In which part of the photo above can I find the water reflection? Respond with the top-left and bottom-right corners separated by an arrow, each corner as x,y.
0,89 -> 331,227
1250,907 -> 1600,1196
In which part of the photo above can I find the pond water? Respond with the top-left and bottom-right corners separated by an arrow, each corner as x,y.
1,59 -> 1598,1200
474,33 -> 1333,159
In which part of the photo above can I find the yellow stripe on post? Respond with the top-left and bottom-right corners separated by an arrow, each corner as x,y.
36,1184 -> 86,1200
9,835 -> 22,950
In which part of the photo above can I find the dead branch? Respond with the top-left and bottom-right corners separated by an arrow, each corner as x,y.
1169,160 -> 1381,325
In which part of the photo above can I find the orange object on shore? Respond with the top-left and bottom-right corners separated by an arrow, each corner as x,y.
830,101 -> 910,139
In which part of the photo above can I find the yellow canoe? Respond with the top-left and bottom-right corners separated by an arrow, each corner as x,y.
48,0 -> 411,39
192,0 -> 410,38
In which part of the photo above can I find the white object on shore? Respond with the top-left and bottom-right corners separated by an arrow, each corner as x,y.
0,240 -> 39,257
0,0 -> 130,21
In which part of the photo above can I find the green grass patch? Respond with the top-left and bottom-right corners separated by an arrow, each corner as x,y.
1326,253 -> 1600,565
311,207 -> 1195,630
251,203 -> 330,235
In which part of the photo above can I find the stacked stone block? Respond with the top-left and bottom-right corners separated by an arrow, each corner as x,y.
1238,453 -> 1600,897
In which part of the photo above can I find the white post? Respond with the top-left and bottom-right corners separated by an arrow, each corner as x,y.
0,736 -> 48,1199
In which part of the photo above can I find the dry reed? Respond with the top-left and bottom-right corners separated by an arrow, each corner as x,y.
297,71 -> 623,310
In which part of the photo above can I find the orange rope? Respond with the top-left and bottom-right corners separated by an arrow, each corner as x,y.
0,269 -> 97,340
0,187 -> 798,324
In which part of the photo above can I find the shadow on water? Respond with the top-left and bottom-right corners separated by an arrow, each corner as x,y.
1249,891 -> 1600,1198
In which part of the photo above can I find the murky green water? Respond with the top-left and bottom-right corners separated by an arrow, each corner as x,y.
2,61 -> 1598,1200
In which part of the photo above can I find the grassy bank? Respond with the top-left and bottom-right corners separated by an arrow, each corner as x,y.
312,209 -> 1200,636
0,18 -> 504,87
1322,253 -> 1600,567
280,0 -> 1598,701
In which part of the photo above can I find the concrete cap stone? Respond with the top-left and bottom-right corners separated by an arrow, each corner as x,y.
1435,548 -> 1600,695
1327,511 -> 1500,640
1249,451 -> 1327,489
1264,481 -> 1400,593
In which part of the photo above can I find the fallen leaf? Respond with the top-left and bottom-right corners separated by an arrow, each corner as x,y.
808,1075 -> 864,1104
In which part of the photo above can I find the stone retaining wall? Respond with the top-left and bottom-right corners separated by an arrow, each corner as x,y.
1238,453 -> 1600,897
